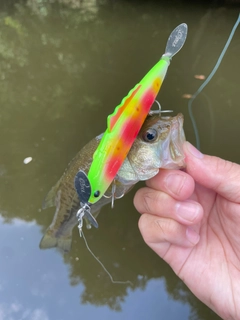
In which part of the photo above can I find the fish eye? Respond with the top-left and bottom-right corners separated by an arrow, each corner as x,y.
142,128 -> 158,142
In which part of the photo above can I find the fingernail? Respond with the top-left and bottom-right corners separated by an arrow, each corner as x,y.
185,141 -> 203,159
176,201 -> 200,222
165,174 -> 185,196
186,227 -> 200,245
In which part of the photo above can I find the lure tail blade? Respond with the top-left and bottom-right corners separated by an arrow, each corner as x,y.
164,23 -> 188,58
74,170 -> 91,204
74,171 -> 99,229
83,209 -> 99,229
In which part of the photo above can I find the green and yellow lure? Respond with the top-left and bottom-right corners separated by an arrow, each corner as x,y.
84,23 -> 188,205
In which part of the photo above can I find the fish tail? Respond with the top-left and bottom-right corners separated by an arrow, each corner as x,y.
39,229 -> 72,253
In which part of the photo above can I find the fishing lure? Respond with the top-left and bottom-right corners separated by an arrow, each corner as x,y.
74,23 -> 188,230
87,23 -> 188,205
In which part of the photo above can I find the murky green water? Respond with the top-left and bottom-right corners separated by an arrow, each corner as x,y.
0,1 -> 239,319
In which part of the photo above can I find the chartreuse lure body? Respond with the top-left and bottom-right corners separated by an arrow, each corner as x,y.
86,23 -> 188,205
87,57 -> 170,204
74,23 -> 188,230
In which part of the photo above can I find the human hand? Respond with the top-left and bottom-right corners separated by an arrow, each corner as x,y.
134,141 -> 240,320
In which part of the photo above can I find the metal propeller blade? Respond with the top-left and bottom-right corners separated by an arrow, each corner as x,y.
164,23 -> 188,59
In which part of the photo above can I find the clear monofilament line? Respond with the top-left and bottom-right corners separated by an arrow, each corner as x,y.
188,13 -> 240,150
81,230 -> 133,286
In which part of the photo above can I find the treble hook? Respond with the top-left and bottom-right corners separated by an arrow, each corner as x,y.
149,100 -> 173,116
102,180 -> 126,209
102,181 -> 117,207
111,182 -> 126,208
111,182 -> 116,208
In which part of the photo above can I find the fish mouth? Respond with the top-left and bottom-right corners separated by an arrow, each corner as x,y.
160,113 -> 186,169
169,140 -> 185,167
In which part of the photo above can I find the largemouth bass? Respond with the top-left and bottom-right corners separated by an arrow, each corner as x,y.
40,113 -> 185,253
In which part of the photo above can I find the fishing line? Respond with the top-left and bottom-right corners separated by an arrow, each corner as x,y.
80,229 -> 133,286
188,13 -> 240,150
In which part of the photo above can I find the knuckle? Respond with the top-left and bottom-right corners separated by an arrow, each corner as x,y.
154,219 -> 167,241
215,157 -> 234,179
142,190 -> 162,214
154,218 -> 174,239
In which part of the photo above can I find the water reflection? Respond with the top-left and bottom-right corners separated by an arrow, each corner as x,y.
0,0 -> 238,319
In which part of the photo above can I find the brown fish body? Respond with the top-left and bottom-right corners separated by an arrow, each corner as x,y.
40,114 -> 185,252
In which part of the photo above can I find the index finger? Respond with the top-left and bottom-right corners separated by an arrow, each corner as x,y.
146,169 -> 195,201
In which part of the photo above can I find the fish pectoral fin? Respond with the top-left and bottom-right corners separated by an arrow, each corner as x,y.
42,179 -> 62,209
39,230 -> 72,253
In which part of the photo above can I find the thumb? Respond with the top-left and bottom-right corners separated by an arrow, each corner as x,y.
183,141 -> 240,203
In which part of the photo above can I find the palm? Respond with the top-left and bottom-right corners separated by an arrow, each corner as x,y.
162,184 -> 240,317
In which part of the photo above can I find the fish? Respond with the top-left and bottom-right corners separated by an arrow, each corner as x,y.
40,113 -> 186,253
